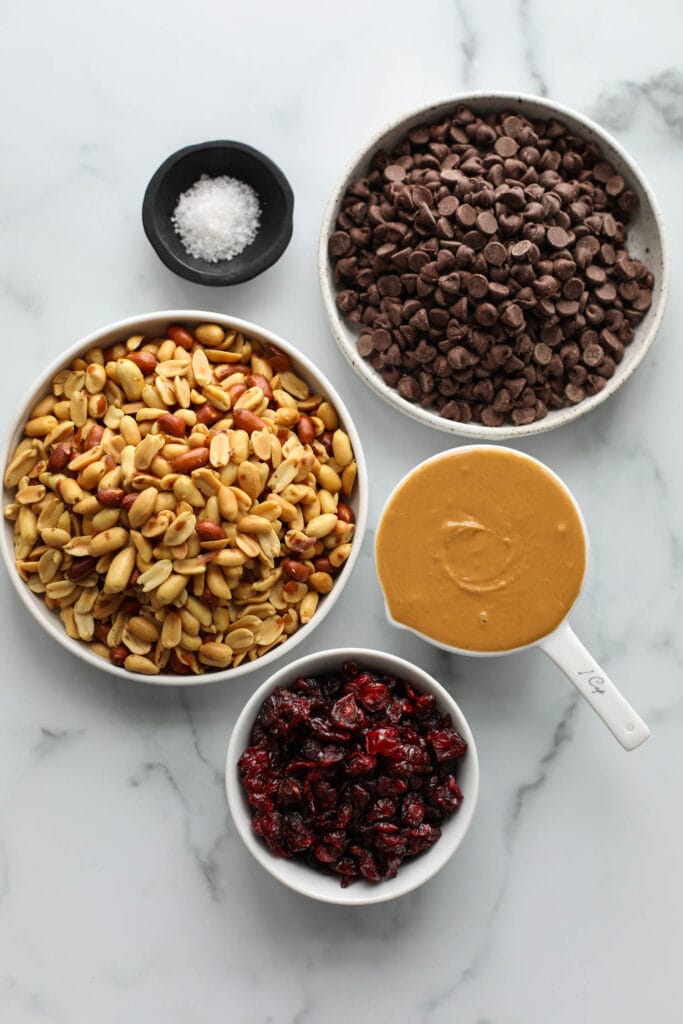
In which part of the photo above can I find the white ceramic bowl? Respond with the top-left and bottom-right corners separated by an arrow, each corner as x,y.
0,311 -> 368,685
319,92 -> 669,439
225,648 -> 479,905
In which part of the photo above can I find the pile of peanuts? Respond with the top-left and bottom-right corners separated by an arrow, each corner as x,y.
3,322 -> 358,676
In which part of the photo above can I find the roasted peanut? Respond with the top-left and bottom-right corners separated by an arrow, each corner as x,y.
172,447 -> 209,473
4,321 -> 358,676
232,408 -> 267,434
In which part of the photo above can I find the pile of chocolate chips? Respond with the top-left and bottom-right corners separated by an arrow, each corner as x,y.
238,662 -> 467,886
329,107 -> 654,426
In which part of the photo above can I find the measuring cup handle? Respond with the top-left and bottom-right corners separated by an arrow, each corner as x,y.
538,621 -> 650,751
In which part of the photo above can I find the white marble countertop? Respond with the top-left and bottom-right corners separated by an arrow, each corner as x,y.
1,1 -> 682,1021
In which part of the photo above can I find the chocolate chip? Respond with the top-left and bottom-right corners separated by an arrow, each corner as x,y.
494,136 -> 519,158
594,282 -> 617,304
384,164 -> 407,183
564,383 -> 585,403
482,241 -> 507,266
533,342 -> 552,366
409,308 -> 430,332
582,343 -> 604,368
329,231 -> 352,257
481,406 -> 504,426
632,289 -> 653,312
372,328 -> 392,351
511,407 -> 536,425
330,106 -> 653,426
475,303 -> 498,326
501,303 -> 524,331
476,211 -> 498,235
438,196 -> 459,217
455,203 -> 477,228
397,376 -> 421,401
546,226 -> 571,249
585,264 -> 606,286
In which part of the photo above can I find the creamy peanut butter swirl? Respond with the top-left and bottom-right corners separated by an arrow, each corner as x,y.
441,514 -> 515,594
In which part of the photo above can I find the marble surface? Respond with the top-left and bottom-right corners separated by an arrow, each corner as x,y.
1,1 -> 682,1021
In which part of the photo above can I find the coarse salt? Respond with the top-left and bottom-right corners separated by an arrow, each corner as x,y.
171,174 -> 261,263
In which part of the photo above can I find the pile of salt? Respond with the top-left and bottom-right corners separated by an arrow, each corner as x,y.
171,174 -> 261,262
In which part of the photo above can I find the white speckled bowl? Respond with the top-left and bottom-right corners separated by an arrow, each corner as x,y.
225,648 -> 479,905
0,311 -> 368,686
319,92 -> 669,439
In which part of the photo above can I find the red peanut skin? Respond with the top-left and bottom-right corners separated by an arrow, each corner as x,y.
167,325 -> 195,351
126,351 -> 158,374
297,414 -> 315,445
196,520 -> 226,541
171,448 -> 210,473
232,408 -> 267,433
157,413 -> 187,438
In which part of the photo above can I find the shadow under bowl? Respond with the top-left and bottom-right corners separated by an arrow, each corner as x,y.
143,141 -> 294,286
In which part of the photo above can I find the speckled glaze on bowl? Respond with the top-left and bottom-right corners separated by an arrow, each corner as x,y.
225,648 -> 479,905
319,92 -> 669,440
1,311 -> 367,686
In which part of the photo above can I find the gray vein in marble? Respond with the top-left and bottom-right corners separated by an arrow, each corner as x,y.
129,761 -> 225,901
0,978 -> 64,1024
1,277 -> 45,316
290,1000 -> 316,1024
518,0 -> 548,97
178,689 -> 223,785
504,691 -> 578,841
418,694 -> 578,1021
592,69 -> 683,136
454,0 -> 476,86
33,726 -> 84,759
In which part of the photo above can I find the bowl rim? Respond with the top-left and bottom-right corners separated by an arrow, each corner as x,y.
1,310 -> 368,686
318,90 -> 670,440
225,646 -> 480,905
142,140 -> 294,286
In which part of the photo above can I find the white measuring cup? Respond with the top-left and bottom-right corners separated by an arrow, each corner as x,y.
376,446 -> 650,752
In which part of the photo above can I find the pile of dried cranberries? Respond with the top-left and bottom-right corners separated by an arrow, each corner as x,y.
238,661 -> 468,886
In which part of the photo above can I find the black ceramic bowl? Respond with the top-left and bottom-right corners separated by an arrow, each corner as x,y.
142,141 -> 294,286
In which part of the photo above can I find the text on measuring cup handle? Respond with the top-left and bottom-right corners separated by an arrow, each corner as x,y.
577,669 -> 605,695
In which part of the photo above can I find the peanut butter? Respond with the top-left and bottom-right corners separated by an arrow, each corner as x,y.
376,448 -> 586,652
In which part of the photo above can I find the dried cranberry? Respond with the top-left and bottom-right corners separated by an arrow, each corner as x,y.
377,775 -> 409,797
414,693 -> 440,723
252,811 -> 289,857
367,798 -> 397,822
346,753 -> 377,776
314,844 -> 339,864
284,813 -> 314,852
330,693 -> 366,731
259,690 -> 311,739
336,802 -> 354,829
402,794 -> 426,826
356,848 -> 380,881
351,675 -> 391,712
428,774 -> 464,813
276,778 -> 302,807
349,784 -> 371,809
404,823 -> 441,855
237,661 -> 468,886
428,724 -> 468,762
366,727 -> 403,758
307,715 -> 352,742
